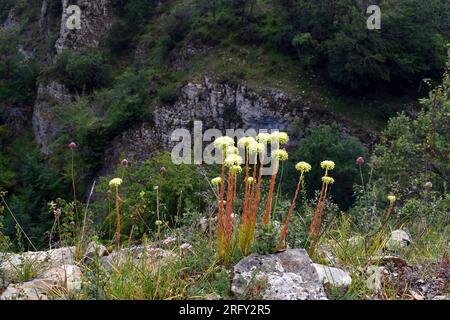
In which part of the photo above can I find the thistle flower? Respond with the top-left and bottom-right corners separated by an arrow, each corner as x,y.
226,146 -> 239,155
322,176 -> 335,184
230,165 -> 243,175
211,177 -> 222,186
320,160 -> 336,171
356,157 -> 365,165
160,167 -> 167,174
271,132 -> 289,145
121,159 -> 129,167
248,141 -> 265,154
256,133 -> 271,143
237,137 -> 256,149
388,195 -> 396,204
224,154 -> 243,167
295,161 -> 312,173
271,149 -> 289,161
214,136 -> 235,149
246,177 -> 255,184
68,142 -> 77,150
109,178 -> 123,189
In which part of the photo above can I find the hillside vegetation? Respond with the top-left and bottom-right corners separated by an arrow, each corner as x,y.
0,0 -> 449,300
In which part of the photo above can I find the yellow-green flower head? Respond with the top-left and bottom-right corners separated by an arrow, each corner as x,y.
248,141 -> 266,154
230,165 -> 243,175
295,161 -> 312,173
271,149 -> 289,161
214,136 -> 235,149
246,177 -> 255,184
109,178 -> 123,189
211,177 -> 222,186
224,154 -> 243,167
155,220 -> 163,226
322,176 -> 335,184
226,146 -> 239,155
320,160 -> 336,171
387,195 -> 396,204
271,132 -> 289,145
256,133 -> 271,143
237,137 -> 256,149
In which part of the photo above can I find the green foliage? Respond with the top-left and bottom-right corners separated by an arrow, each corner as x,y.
93,153 -> 209,242
371,65 -> 450,199
271,0 -> 449,90
53,50 -> 112,92
2,136 -> 65,249
286,123 -> 368,209
157,85 -> 178,104
0,30 -> 37,109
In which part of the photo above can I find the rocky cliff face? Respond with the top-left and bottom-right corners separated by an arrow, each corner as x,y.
32,0 -> 112,154
55,0 -> 112,53
103,75 -> 375,172
32,81 -> 72,155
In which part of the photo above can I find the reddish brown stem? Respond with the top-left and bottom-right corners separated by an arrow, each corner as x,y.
278,174 -> 304,247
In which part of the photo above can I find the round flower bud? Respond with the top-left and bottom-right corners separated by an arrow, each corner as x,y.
387,195 -> 396,204
356,157 -> 365,165
68,142 -> 77,150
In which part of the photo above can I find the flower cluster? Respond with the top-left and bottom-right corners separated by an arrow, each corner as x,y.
214,136 -> 235,149
271,131 -> 289,145
322,176 -> 335,185
211,177 -> 222,186
237,137 -> 256,149
109,178 -> 123,189
320,160 -> 336,171
224,154 -> 243,167
295,161 -> 312,173
271,149 -> 289,161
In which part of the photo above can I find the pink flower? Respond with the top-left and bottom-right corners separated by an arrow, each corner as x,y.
121,159 -> 129,167
160,167 -> 167,174
356,157 -> 365,165
68,142 -> 77,150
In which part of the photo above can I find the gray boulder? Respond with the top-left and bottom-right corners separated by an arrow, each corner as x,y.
231,249 -> 327,300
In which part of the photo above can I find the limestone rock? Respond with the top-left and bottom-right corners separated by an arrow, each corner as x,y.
231,249 -> 327,300
101,246 -> 176,272
84,241 -> 108,262
387,230 -> 411,251
0,264 -> 81,300
0,247 -> 76,280
55,0 -> 112,53
313,264 -> 352,289
32,81 -> 72,155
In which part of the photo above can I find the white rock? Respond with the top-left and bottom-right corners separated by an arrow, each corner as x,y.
387,230 -> 411,250
313,264 -> 352,289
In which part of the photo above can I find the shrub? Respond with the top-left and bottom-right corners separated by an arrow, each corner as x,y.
286,124 -> 368,209
158,85 -> 178,104
93,153 -> 209,242
54,51 -> 112,92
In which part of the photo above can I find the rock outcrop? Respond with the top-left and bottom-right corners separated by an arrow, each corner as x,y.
55,0 -> 112,53
231,249 -> 327,300
32,81 -> 72,155
1,264 -> 81,300
105,75 -> 374,171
